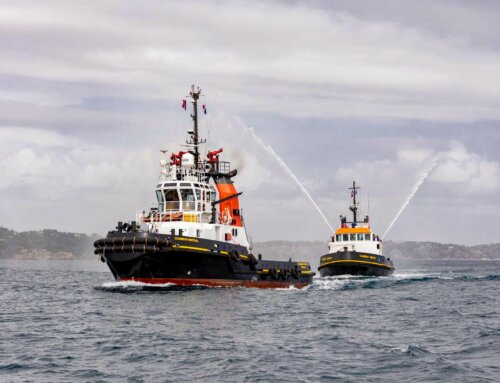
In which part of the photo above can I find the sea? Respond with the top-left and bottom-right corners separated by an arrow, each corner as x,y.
1,259 -> 499,382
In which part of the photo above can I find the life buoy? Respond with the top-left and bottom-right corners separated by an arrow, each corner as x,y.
220,208 -> 231,225
269,268 -> 278,279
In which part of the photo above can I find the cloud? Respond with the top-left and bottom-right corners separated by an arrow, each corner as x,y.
0,127 -> 157,199
1,1 -> 500,121
431,141 -> 500,193
1,1 -> 500,245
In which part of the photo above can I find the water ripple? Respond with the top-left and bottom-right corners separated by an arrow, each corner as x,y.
0,260 -> 499,382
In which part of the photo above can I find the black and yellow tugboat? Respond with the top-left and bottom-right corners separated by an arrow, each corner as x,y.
318,182 -> 394,277
94,85 -> 314,288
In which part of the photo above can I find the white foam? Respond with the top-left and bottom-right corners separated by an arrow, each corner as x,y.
101,281 -> 176,288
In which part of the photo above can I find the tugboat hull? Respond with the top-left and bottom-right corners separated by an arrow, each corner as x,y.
95,232 -> 314,289
318,251 -> 394,277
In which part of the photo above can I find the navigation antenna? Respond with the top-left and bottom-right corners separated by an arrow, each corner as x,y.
349,181 -> 360,223
186,84 -> 206,169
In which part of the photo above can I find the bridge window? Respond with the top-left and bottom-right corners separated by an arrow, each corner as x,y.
180,188 -> 195,210
350,234 -> 356,241
336,234 -> 342,241
364,234 -> 371,240
164,189 -> 180,210
156,190 -> 164,212
342,234 -> 348,241
357,234 -> 364,241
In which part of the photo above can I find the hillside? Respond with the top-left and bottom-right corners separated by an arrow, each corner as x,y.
252,240 -> 500,262
1,227 -> 498,261
0,227 -> 99,260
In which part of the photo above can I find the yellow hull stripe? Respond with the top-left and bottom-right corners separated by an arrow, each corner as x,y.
177,245 -> 210,252
319,259 -> 394,269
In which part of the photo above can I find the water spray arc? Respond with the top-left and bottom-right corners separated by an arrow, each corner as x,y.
382,159 -> 439,239
246,127 -> 334,233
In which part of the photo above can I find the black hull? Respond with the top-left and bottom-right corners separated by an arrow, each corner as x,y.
95,232 -> 314,288
318,251 -> 394,277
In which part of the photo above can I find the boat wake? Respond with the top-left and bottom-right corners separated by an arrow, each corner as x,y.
311,272 -> 500,291
95,280 -> 211,293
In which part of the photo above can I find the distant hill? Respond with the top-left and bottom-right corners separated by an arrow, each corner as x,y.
0,227 -> 99,260
251,240 -> 500,264
0,227 -> 499,261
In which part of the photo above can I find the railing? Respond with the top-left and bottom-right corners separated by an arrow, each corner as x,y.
137,209 -> 212,224
159,166 -> 207,182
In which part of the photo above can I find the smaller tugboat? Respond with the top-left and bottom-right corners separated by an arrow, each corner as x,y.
318,182 -> 394,277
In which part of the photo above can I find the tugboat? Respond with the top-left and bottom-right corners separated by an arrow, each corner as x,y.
94,85 -> 314,288
318,182 -> 394,277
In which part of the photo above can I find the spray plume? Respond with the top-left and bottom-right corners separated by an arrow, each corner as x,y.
245,127 -> 334,233
382,158 -> 439,239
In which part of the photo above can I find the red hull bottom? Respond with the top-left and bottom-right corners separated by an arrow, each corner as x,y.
119,277 -> 310,289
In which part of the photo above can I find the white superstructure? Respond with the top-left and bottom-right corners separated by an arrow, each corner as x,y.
134,85 -> 250,248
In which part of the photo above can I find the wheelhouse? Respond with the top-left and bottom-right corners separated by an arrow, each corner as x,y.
155,181 -> 217,214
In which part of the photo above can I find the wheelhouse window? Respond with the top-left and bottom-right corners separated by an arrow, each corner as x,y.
342,234 -> 349,241
336,234 -> 342,241
164,189 -> 180,210
350,234 -> 356,241
195,188 -> 202,210
156,190 -> 164,212
180,188 -> 195,210
357,234 -> 364,241
364,233 -> 371,241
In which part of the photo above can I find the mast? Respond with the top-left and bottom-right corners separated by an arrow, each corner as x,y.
348,181 -> 360,223
186,84 -> 205,169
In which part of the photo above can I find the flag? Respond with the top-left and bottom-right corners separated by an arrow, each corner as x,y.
202,104 -> 207,114
181,99 -> 186,110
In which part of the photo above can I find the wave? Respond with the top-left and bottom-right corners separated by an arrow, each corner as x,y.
311,272 -> 500,290
95,280 -> 211,293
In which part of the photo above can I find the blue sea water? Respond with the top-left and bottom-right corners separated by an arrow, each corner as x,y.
1,259 -> 499,382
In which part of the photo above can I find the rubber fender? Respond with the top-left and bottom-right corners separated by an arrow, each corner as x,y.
280,269 -> 290,280
269,268 -> 278,279
94,245 -> 161,254
247,253 -> 258,265
230,250 -> 240,262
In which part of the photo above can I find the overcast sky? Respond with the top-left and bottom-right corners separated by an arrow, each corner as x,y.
1,0 -> 499,245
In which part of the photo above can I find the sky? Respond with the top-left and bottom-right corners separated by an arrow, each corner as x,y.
1,0 -> 499,245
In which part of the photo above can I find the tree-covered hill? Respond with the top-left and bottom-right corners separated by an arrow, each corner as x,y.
0,227 -> 99,260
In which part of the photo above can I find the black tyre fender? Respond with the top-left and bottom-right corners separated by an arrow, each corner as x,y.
231,250 -> 240,262
247,253 -> 258,265
269,268 -> 278,279
280,269 -> 290,280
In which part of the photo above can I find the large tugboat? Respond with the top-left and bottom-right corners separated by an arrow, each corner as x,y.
94,85 -> 314,288
318,182 -> 394,277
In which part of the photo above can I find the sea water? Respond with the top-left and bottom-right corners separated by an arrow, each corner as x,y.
1,259 -> 499,382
